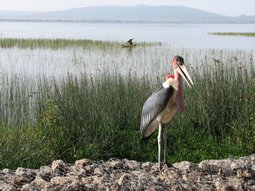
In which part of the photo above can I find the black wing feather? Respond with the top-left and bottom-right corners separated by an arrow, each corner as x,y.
140,85 -> 174,138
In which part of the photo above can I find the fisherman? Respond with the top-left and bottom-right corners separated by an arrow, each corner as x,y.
127,38 -> 134,45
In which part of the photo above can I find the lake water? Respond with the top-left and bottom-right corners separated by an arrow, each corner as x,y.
0,21 -> 254,85
0,21 -> 254,118
0,21 -> 255,49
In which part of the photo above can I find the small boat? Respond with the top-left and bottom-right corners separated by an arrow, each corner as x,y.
121,44 -> 137,48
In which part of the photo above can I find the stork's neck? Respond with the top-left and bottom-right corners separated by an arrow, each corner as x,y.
174,69 -> 185,113
174,68 -> 182,87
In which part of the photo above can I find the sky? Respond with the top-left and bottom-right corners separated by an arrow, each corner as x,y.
0,0 -> 255,16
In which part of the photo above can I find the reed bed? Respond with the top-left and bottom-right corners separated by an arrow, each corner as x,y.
209,32 -> 255,37
0,39 -> 254,169
0,38 -> 161,49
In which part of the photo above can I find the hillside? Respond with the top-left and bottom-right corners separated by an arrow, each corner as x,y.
0,5 -> 255,23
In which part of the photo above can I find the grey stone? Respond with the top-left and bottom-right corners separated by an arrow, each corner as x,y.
199,159 -> 231,174
105,158 -> 122,169
0,180 -> 16,191
1,156 -> 255,190
75,158 -> 91,167
123,159 -> 141,170
173,161 -> 198,171
51,160 -> 70,176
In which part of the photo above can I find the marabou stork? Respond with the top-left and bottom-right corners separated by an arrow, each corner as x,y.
140,55 -> 194,168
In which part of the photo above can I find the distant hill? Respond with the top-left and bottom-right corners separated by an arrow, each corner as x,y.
0,5 -> 255,23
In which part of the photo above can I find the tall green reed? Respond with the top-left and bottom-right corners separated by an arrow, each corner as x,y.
0,40 -> 254,168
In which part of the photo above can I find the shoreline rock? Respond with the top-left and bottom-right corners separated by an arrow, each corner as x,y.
1,155 -> 255,190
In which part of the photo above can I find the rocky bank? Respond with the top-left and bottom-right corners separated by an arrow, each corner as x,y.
1,155 -> 255,191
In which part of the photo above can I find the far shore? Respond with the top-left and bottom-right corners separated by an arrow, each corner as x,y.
1,19 -> 255,24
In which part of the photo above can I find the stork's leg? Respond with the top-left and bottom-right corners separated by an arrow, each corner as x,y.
163,126 -> 168,163
158,122 -> 162,169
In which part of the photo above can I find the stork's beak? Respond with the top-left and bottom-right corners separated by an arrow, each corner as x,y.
176,64 -> 194,88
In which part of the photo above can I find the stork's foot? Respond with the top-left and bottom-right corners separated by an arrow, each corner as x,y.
164,161 -> 173,168
157,162 -> 161,170
157,162 -> 172,170
163,158 -> 172,166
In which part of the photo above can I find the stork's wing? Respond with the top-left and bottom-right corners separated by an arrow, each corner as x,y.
140,85 -> 174,139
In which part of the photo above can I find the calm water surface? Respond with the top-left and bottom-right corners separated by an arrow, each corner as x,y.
0,21 -> 255,49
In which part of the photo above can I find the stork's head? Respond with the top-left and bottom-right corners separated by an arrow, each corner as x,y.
172,55 -> 194,88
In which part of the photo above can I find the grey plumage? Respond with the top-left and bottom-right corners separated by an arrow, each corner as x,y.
139,55 -> 194,168
140,85 -> 174,139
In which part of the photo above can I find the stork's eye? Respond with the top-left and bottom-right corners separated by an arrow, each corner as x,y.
175,55 -> 184,65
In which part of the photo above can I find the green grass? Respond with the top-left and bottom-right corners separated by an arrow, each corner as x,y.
209,32 -> 255,37
0,39 -> 255,169
0,38 -> 161,49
